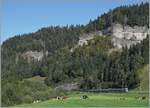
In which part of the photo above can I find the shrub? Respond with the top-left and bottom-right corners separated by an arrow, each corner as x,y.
22,95 -> 33,103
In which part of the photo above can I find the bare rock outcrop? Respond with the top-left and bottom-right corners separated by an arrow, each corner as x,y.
70,31 -> 103,52
78,31 -> 103,46
111,23 -> 148,49
71,23 -> 148,52
22,50 -> 48,62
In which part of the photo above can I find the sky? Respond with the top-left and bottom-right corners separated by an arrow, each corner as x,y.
1,0 -> 148,43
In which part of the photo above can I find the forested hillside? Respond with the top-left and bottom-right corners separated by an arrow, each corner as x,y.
1,2 -> 149,106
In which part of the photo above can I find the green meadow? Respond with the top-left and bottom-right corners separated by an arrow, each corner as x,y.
14,91 -> 149,107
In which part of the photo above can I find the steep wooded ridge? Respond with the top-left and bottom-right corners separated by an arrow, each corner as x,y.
1,2 -> 149,106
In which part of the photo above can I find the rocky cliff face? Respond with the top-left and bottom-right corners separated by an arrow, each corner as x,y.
70,31 -> 103,52
78,31 -> 103,46
75,23 -> 148,50
22,51 -> 48,62
111,23 -> 148,49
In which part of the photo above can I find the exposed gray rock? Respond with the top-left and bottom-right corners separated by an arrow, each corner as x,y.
75,23 -> 148,51
22,50 -> 48,62
70,31 -> 103,52
111,23 -> 148,49
78,31 -> 103,46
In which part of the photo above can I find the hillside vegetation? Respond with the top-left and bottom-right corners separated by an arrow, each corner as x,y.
136,65 -> 149,91
1,2 -> 149,106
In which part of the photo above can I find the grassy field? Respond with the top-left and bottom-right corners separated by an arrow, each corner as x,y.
14,91 -> 149,107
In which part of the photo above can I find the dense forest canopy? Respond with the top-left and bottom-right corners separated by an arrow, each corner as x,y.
1,2 -> 149,106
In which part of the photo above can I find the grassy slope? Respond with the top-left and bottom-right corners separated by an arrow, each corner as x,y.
14,92 -> 149,107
